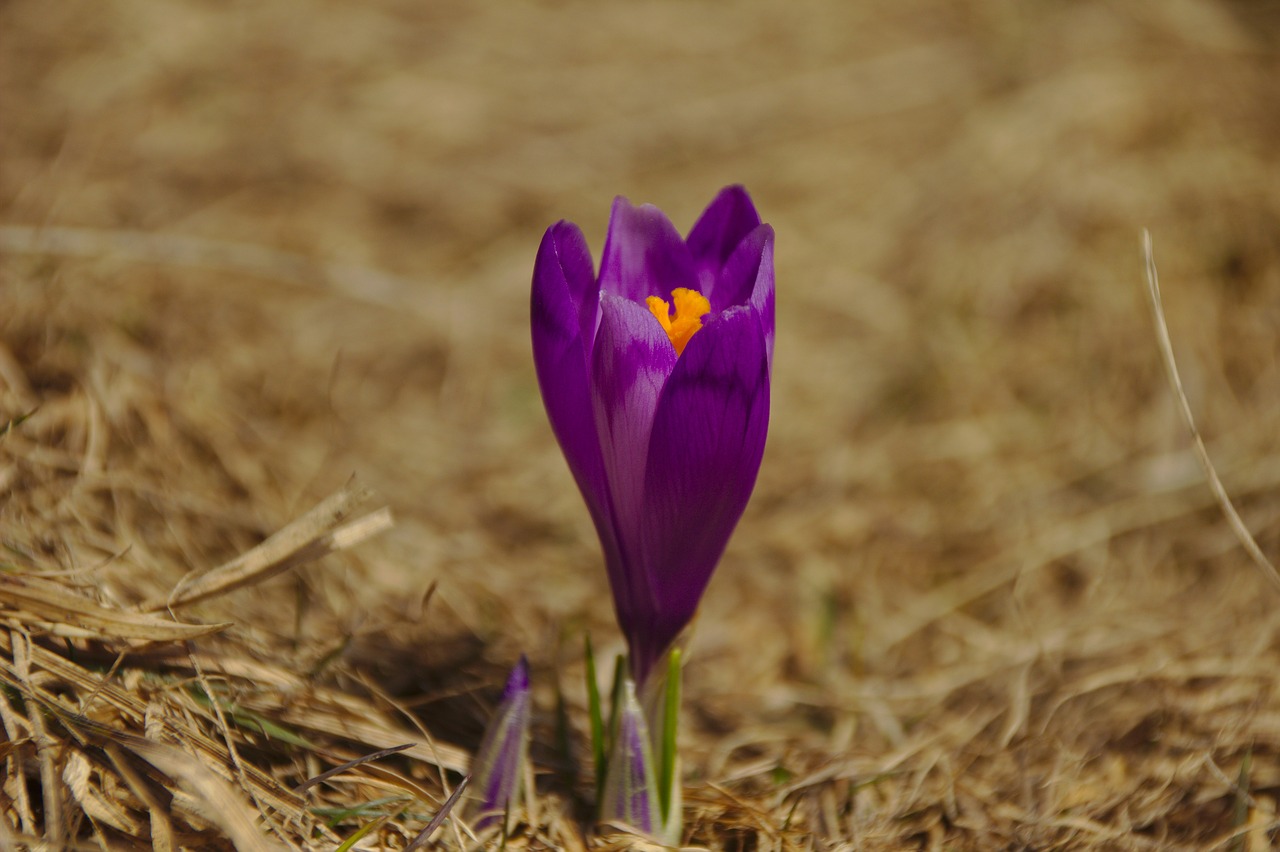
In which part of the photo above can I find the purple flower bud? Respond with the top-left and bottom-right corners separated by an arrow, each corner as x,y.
531,187 -> 774,684
598,679 -> 659,835
468,656 -> 531,830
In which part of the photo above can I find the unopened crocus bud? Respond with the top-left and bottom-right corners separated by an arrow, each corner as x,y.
599,678 -> 660,836
468,656 -> 531,830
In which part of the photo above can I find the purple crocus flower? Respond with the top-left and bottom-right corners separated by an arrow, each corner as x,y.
531,186 -> 774,684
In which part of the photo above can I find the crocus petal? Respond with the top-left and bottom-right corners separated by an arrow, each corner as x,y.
631,306 -> 770,679
751,232 -> 776,373
710,223 -> 775,371
469,657 -> 532,829
685,185 -> 762,295
708,223 -> 771,312
531,222 -> 614,535
598,197 -> 698,303
591,294 -> 678,634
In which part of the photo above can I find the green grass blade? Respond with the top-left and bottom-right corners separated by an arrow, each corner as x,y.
607,653 -> 626,741
335,815 -> 389,852
603,652 -> 627,808
658,648 -> 681,823
0,408 -> 37,441
553,669 -> 577,787
1230,747 -> 1253,852
584,634 -> 606,800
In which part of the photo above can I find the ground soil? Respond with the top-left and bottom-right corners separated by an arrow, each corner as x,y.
4,1 -> 1280,849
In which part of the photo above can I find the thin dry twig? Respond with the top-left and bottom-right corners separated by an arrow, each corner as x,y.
404,774 -> 470,852
1141,229 -> 1280,595
293,742 -> 414,793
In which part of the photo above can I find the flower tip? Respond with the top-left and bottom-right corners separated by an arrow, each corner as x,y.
716,183 -> 753,204
609,193 -> 636,218
506,655 -> 531,697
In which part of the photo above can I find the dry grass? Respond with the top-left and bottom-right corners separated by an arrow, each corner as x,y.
5,0 -> 1280,848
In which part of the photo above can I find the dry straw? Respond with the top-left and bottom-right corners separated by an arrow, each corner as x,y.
0,324 -> 477,848
4,225 -> 1280,849
1142,230 -> 1280,596
6,2 -> 1280,844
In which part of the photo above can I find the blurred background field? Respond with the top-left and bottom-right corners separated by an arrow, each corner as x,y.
4,1 -> 1280,848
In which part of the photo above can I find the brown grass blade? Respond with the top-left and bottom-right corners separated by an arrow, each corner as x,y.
292,743 -> 414,794
111,732 -> 291,852
1141,229 -> 1280,595
405,774 -> 470,851
236,685 -> 471,774
0,574 -> 229,641
141,486 -> 393,612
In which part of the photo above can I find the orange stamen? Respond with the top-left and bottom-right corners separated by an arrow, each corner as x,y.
645,288 -> 710,356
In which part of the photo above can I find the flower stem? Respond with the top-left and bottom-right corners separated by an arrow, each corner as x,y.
658,648 -> 682,824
